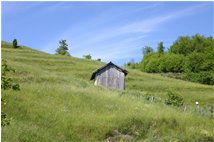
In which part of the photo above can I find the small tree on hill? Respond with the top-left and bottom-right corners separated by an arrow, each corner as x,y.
12,39 -> 18,48
55,40 -> 70,56
83,54 -> 92,60
157,42 -> 165,54
142,46 -> 153,55
96,58 -> 101,62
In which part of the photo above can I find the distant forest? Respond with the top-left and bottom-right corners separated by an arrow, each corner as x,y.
127,34 -> 214,85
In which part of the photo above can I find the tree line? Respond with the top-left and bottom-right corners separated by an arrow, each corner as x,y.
127,34 -> 214,85
11,39 -> 101,61
55,40 -> 101,61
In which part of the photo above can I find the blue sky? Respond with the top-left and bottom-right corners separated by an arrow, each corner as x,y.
2,1 -> 214,65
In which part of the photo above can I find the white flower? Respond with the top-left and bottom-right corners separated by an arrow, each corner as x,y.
195,101 -> 199,105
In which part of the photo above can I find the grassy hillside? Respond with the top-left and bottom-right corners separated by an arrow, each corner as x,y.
1,41 -> 214,142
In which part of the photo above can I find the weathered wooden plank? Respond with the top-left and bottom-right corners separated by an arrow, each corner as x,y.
94,65 -> 125,90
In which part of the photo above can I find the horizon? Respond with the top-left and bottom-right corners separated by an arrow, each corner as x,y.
2,1 -> 214,65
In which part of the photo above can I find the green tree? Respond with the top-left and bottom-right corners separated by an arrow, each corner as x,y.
96,58 -> 101,62
184,52 -> 205,73
159,54 -> 185,73
12,39 -> 18,48
169,34 -> 213,55
157,42 -> 165,54
142,46 -> 153,55
83,54 -> 91,60
55,40 -> 70,56
1,59 -> 20,127
138,34 -> 214,85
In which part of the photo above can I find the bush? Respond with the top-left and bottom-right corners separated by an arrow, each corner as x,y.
159,54 -> 185,73
1,60 -> 20,90
184,52 -> 205,73
1,59 -> 20,127
137,34 -> 214,85
55,40 -> 70,56
184,72 -> 214,85
12,39 -> 19,48
141,53 -> 160,73
169,34 -> 213,55
145,58 -> 160,73
96,58 -> 101,62
165,91 -> 184,107
83,54 -> 92,60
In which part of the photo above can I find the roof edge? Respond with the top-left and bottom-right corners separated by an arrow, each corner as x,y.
90,62 -> 128,80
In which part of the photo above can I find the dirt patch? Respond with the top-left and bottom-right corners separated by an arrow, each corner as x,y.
105,130 -> 134,142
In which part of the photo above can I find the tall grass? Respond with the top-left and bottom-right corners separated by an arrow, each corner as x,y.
1,41 -> 214,141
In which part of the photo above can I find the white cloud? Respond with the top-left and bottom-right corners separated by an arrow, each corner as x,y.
41,3 -> 210,64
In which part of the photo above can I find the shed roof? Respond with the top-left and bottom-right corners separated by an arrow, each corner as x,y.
90,62 -> 128,80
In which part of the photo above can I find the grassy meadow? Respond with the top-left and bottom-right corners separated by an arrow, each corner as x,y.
1,41 -> 214,142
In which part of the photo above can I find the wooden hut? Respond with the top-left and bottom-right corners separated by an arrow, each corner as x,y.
90,62 -> 128,90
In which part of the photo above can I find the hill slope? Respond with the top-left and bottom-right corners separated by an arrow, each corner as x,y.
2,41 -> 214,141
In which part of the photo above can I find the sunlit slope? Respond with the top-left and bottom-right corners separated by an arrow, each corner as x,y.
2,41 -> 214,142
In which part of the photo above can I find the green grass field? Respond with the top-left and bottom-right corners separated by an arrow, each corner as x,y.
1,41 -> 214,142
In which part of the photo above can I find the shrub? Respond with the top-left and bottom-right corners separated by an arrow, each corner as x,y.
55,40 -> 70,56
159,54 -> 185,73
1,113 -> 10,127
140,53 -> 158,71
1,59 -> 20,90
184,72 -> 214,85
1,59 -> 20,127
165,91 -> 184,107
12,39 -> 18,48
184,52 -> 205,73
169,34 -> 213,55
83,54 -> 92,60
142,46 -> 154,55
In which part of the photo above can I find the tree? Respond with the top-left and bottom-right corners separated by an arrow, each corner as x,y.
142,46 -> 154,55
1,59 -> 20,127
158,54 -> 185,73
184,52 -> 204,73
12,39 -> 18,48
55,40 -> 70,56
96,58 -> 101,62
169,36 -> 192,55
169,34 -> 213,55
83,54 -> 92,60
157,42 -> 165,54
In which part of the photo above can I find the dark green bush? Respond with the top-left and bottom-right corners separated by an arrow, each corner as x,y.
136,34 -> 214,85
55,40 -> 70,56
165,91 -> 184,107
1,59 -> 20,127
83,54 -> 92,60
159,54 -> 185,73
140,53 -> 158,72
184,52 -> 205,73
169,34 -> 213,55
1,59 -> 20,90
12,39 -> 18,48
184,72 -> 214,85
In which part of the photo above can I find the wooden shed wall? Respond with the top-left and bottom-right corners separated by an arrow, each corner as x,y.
94,65 -> 125,90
